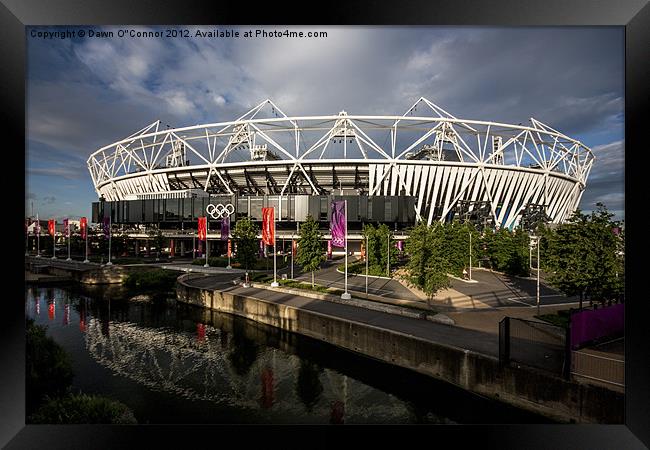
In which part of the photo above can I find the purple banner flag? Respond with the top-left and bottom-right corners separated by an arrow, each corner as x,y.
103,216 -> 111,237
221,216 -> 230,241
330,201 -> 346,248
63,218 -> 69,237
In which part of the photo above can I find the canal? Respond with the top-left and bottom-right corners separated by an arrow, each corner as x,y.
24,284 -> 552,424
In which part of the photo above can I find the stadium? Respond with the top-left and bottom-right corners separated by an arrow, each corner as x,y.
88,97 -> 594,248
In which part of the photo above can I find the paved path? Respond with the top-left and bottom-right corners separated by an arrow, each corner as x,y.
182,273 -> 500,357
288,259 -> 421,302
448,268 -> 580,309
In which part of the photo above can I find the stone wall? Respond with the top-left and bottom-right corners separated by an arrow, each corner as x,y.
176,274 -> 624,424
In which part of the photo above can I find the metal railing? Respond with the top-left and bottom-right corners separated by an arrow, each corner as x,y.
571,349 -> 624,388
499,316 -> 570,377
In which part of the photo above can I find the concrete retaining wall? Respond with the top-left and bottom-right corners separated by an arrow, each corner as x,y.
176,274 -> 623,424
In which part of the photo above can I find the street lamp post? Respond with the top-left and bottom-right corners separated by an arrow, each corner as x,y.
536,236 -> 541,315
469,231 -> 472,281
366,234 -> 369,295
386,233 -> 390,277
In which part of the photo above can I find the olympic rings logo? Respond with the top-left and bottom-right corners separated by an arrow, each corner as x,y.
206,203 -> 235,219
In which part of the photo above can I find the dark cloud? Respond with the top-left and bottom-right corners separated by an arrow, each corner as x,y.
42,196 -> 56,204
26,26 -> 624,219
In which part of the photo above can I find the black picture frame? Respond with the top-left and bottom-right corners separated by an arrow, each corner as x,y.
6,1 -> 649,448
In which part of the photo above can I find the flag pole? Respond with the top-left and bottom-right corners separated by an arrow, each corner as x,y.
66,220 -> 72,261
204,217 -> 210,268
341,199 -> 351,300
271,205 -> 279,287
106,216 -> 113,265
84,220 -> 89,263
36,214 -> 40,257
291,239 -> 294,280
52,220 -> 56,260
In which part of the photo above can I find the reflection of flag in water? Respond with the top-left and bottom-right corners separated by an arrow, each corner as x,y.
48,300 -> 55,321
63,304 -> 70,325
330,400 -> 345,424
260,367 -> 274,409
79,302 -> 86,332
196,323 -> 206,342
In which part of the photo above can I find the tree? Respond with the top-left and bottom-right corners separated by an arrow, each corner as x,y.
297,215 -> 325,287
363,223 -> 398,276
26,319 -> 74,415
232,217 -> 259,272
148,229 -> 166,260
404,222 -> 450,300
544,203 -> 624,308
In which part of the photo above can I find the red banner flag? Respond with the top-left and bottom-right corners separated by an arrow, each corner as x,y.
262,207 -> 275,245
292,239 -> 297,257
227,239 -> 232,258
80,217 -> 87,239
48,219 -> 56,236
198,217 -> 207,241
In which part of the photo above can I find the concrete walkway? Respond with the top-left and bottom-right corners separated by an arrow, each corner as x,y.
182,273 -> 500,357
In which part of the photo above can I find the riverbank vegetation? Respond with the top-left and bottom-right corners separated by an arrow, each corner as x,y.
26,318 -> 137,424
123,268 -> 179,291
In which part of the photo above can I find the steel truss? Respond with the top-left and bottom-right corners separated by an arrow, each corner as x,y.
88,98 -> 594,228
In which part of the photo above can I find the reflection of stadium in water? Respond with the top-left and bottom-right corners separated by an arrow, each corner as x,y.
83,313 -> 416,422
25,286 -> 548,424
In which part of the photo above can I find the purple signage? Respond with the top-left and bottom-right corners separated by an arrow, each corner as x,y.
570,303 -> 624,349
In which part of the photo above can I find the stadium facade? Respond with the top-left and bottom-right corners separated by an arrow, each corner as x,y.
88,98 -> 593,242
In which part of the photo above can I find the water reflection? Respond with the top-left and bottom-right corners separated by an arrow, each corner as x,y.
24,285 -> 552,424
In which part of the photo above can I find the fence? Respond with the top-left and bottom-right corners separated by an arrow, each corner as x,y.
571,348 -> 624,389
499,316 -> 570,378
500,314 -> 625,388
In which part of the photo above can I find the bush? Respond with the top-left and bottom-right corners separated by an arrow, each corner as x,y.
28,393 -> 137,424
337,261 -> 387,277
26,319 -> 74,414
123,269 -> 179,291
192,256 -> 288,270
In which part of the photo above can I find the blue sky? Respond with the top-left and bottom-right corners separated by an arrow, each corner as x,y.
26,26 -> 624,221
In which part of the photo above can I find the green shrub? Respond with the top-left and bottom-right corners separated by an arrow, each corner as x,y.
26,319 -> 73,414
28,393 -> 137,424
123,269 -> 179,291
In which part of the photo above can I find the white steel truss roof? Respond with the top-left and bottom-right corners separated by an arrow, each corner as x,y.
88,98 -> 594,228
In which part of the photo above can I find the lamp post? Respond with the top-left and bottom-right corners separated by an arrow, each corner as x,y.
365,234 -> 369,295
535,236 -> 542,315
271,205 -> 279,287
387,233 -> 390,277
204,216 -> 210,268
469,231 -> 472,281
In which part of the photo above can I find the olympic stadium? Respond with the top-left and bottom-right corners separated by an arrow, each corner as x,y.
88,97 -> 594,244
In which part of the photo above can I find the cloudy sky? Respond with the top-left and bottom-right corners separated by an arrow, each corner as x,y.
26,26 -> 624,221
